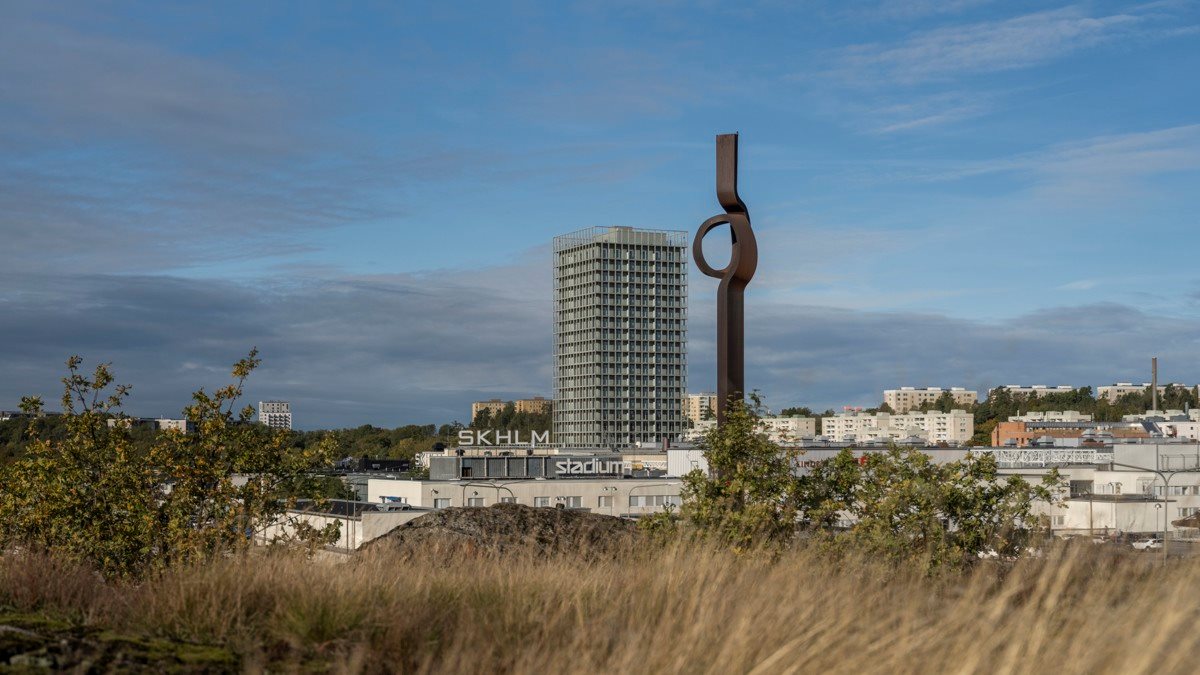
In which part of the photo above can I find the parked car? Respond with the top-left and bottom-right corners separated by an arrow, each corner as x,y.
1132,538 -> 1163,551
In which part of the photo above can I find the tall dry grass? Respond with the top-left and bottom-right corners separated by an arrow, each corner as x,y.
2,541 -> 1198,674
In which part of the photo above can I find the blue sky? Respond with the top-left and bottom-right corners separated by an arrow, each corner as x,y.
2,0 -> 1199,428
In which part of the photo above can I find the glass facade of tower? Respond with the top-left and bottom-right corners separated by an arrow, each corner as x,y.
553,226 -> 688,449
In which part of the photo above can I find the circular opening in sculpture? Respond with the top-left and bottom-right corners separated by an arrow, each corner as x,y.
699,222 -> 734,271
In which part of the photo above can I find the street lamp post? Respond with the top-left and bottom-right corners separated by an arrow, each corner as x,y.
626,483 -> 675,518
460,480 -> 516,505
1105,482 -> 1119,539
1155,503 -> 1164,563
602,486 -> 617,517
1088,486 -> 1094,538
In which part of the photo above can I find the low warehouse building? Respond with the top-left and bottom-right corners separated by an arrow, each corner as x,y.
259,499 -> 433,551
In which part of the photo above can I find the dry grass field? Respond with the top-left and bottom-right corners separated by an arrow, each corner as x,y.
2,539 -> 1198,673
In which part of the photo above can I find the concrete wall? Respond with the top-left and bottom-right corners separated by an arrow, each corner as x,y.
365,477 -> 682,516
259,512 -> 360,550
259,509 -> 430,550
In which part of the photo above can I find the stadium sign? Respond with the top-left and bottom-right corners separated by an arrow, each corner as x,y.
555,458 -> 624,476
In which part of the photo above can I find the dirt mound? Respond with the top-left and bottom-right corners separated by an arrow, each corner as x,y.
363,503 -> 639,557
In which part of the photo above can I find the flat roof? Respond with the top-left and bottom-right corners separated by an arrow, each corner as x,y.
367,476 -> 684,485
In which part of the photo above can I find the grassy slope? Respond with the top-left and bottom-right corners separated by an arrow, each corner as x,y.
2,542 -> 1198,674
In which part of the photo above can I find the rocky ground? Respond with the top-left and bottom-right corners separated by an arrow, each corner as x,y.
363,502 -> 640,557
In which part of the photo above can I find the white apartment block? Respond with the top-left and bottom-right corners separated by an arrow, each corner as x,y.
989,385 -> 1076,398
1008,411 -> 1093,423
883,387 -> 978,413
687,416 -> 817,445
685,393 -> 718,424
763,416 -> 817,442
1097,382 -> 1195,403
553,226 -> 688,448
821,409 -> 974,445
258,400 -> 293,430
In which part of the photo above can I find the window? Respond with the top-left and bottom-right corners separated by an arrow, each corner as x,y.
1179,507 -> 1200,518
534,497 -> 551,507
1051,515 -> 1066,527
561,496 -> 582,508
629,494 -> 682,508
434,498 -> 451,509
500,497 -> 516,504
598,495 -> 613,508
467,497 -> 484,507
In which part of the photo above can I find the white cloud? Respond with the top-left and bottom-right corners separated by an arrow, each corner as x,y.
849,0 -> 996,21
857,124 -> 1200,199
865,90 -> 1002,133
835,6 -> 1145,84
1058,279 -> 1099,291
798,2 -> 1194,134
8,259 -> 1199,425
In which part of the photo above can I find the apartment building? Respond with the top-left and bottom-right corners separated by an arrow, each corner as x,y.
763,416 -> 817,442
514,397 -> 552,414
686,416 -> 817,444
257,400 -> 292,430
685,393 -> 718,424
470,399 -> 508,422
988,385 -> 1076,398
553,226 -> 688,448
821,409 -> 974,445
883,387 -> 978,413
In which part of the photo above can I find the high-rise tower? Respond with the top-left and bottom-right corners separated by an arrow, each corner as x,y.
553,226 -> 688,448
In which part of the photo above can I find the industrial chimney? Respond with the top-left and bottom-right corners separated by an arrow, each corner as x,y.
1152,356 -> 1159,412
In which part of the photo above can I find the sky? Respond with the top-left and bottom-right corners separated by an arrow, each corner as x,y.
1,0 -> 1199,429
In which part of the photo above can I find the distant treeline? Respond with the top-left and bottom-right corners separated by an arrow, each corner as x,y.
289,423 -> 463,461
0,416 -> 465,466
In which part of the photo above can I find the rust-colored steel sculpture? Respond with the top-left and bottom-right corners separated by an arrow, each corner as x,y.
693,133 -> 757,425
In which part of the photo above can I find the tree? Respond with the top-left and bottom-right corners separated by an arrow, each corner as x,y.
779,406 -> 815,418
472,408 -> 493,429
969,418 -> 999,447
799,447 -> 1062,570
494,402 -> 517,429
1161,384 -> 1197,411
680,395 -> 802,547
673,395 -> 1064,569
912,391 -> 956,414
0,352 -> 339,578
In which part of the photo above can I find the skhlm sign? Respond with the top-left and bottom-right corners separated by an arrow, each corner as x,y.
457,430 -> 551,445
